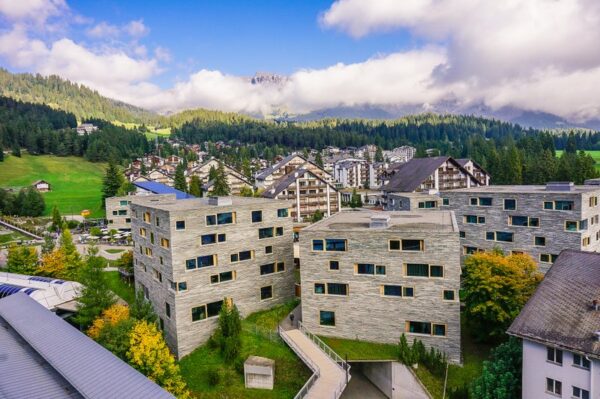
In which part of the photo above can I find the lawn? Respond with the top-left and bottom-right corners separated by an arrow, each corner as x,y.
0,230 -> 29,245
105,248 -> 125,254
0,154 -> 106,218
104,270 -> 136,304
556,149 -> 600,170
179,299 -> 311,399
321,314 -> 492,399
112,120 -> 171,139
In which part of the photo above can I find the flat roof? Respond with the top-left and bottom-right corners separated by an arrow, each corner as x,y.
131,196 -> 292,211
442,185 -> 599,194
388,192 -> 441,199
303,210 -> 456,232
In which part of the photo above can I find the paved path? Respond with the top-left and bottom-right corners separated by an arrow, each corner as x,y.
281,328 -> 348,399
340,369 -> 386,399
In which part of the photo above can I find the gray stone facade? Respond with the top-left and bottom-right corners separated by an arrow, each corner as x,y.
106,194 -> 176,230
441,183 -> 600,272
386,192 -> 443,211
299,210 -> 462,363
130,196 -> 296,358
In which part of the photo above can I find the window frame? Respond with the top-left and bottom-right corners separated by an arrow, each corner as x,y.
260,285 -> 274,301
503,198 -> 517,210
319,310 -> 336,327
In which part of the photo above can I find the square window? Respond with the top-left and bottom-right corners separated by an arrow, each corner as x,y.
403,287 -> 414,297
230,253 -> 239,263
433,324 -> 446,336
314,283 -> 326,294
442,198 -> 449,206
543,201 -> 553,210
260,285 -> 273,300
401,239 -> 423,251
459,231 -> 466,238
191,305 -> 206,322
276,262 -> 285,272
535,236 -> 546,246
504,199 -> 516,210
210,275 -> 219,284
265,245 -> 273,254
470,198 -> 478,205
207,301 -> 223,317
375,265 -> 386,275
389,240 -> 401,250
329,260 -> 339,270
186,258 -> 197,270
178,282 -> 187,291
276,227 -> 284,236
547,346 -> 563,364
430,265 -> 444,278
319,310 -> 335,326
251,210 -> 263,223
176,220 -> 185,230
277,208 -> 289,217
206,215 -> 216,225
218,233 -> 226,242
312,239 -> 324,251
443,290 -> 455,301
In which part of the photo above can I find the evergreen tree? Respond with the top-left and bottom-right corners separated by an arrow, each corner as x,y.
0,146 -> 4,162
102,161 -> 124,200
41,234 -> 56,255
375,146 -> 384,162
11,143 -> 21,157
174,163 -> 187,192
130,290 -> 157,323
470,337 -> 522,399
188,175 -> 203,197
60,228 -> 83,280
51,205 -> 63,232
208,165 -> 218,181
74,245 -> 116,328
311,209 -> 324,223
315,152 -> 324,168
218,300 -> 242,363
350,188 -> 363,208
211,163 -> 230,196
22,187 -> 45,216
565,132 -> 577,154
6,245 -> 38,274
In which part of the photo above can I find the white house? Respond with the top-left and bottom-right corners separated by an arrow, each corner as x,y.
508,250 -> 600,399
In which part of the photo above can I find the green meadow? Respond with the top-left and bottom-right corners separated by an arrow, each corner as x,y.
556,149 -> 600,170
0,154 -> 106,218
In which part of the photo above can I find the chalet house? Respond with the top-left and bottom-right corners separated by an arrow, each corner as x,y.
75,123 -> 98,135
159,164 -> 176,175
262,168 -> 340,222
381,156 -> 486,195
188,159 -> 252,195
456,159 -> 491,186
255,153 -> 333,189
166,155 -> 182,165
32,180 -> 51,192
139,169 -> 174,186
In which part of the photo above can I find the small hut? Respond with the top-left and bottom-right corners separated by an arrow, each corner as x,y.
32,180 -> 51,192
244,356 -> 275,390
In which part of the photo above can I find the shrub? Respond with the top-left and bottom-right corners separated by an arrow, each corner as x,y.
234,356 -> 245,375
207,369 -> 220,387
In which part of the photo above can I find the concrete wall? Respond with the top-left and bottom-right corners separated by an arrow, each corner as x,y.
522,339 -> 599,399
105,196 -> 133,230
360,362 -> 393,398
442,188 -> 600,272
131,197 -> 296,358
299,217 -> 462,363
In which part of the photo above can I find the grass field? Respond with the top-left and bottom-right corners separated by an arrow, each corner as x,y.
179,300 -> 311,398
104,270 -> 136,304
556,150 -> 600,170
0,154 -> 106,218
112,120 -> 171,139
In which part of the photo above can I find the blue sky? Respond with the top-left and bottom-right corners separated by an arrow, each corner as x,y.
0,1 -> 598,121
70,0 -> 413,87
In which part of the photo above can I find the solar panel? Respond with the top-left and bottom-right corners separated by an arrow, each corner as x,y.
29,276 -> 65,284
23,288 -> 39,295
0,284 -> 26,299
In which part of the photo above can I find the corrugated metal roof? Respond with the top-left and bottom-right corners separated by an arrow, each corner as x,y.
0,294 -> 175,399
133,181 -> 195,200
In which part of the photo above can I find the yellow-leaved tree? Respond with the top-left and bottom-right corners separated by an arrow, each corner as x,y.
463,250 -> 543,341
127,320 -> 190,399
37,248 -> 67,278
87,304 -> 130,339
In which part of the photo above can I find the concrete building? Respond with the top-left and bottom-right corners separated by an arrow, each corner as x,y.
299,210 -> 462,363
130,195 -> 296,358
106,181 -> 194,230
383,146 -> 417,164
442,182 -> 600,272
255,153 -> 333,189
386,191 -> 443,211
261,168 -> 341,223
508,250 -> 600,399
333,158 -> 376,189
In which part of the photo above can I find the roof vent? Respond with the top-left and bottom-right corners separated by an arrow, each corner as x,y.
208,196 -> 232,206
546,182 -> 574,191
594,331 -> 600,342
370,214 -> 390,229
593,299 -> 600,311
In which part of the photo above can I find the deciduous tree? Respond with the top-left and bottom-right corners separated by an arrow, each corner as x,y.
6,245 -> 38,274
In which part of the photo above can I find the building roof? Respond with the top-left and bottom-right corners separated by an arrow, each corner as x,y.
508,250 -> 600,358
303,210 -> 457,233
0,272 -> 82,310
261,168 -> 337,199
133,181 -> 195,200
0,293 -> 174,399
131,194 -> 290,211
442,183 -> 599,194
382,156 -> 464,192
255,153 -> 304,180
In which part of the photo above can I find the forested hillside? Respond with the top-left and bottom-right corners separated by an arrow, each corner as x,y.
0,96 -> 149,162
0,69 -> 157,123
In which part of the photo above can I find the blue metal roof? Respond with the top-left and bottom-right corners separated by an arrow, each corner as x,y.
0,294 -> 175,399
133,181 -> 195,200
0,284 -> 37,299
29,276 -> 65,284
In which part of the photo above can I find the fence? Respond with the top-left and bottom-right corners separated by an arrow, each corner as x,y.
278,324 -> 320,399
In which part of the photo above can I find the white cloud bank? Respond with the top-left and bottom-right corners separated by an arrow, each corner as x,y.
1,0 -> 600,121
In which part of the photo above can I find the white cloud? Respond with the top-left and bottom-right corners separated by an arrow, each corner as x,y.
0,0 -> 66,23
124,19 -> 149,38
86,22 -> 120,39
154,46 -> 171,62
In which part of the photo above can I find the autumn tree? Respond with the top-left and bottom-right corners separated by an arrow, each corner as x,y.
37,248 -> 67,277
88,304 -> 130,339
471,337 -> 522,399
74,245 -> 116,328
239,185 -> 254,197
188,175 -> 202,197
116,250 -> 133,274
127,320 -> 190,398
463,251 -> 543,341
6,245 -> 38,274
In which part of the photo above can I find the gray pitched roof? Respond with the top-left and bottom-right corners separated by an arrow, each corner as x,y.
256,153 -> 303,180
0,293 -> 175,399
508,250 -> 600,357
261,168 -> 336,198
382,156 -> 451,192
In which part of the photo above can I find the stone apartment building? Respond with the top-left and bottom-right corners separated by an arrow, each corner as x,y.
442,182 -> 600,272
333,158 -> 376,189
299,210 -> 462,363
130,195 -> 296,358
508,250 -> 600,399
255,153 -> 333,189
387,192 -> 443,211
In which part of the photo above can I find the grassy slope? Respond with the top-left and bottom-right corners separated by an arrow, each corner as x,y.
556,149 -> 600,170
104,270 -> 135,304
112,120 -> 171,140
0,154 -> 106,218
179,300 -> 311,399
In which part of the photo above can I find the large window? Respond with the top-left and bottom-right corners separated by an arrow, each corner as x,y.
191,300 -> 223,322
390,239 -> 424,251
405,264 -> 443,278
355,263 -> 386,275
259,227 -> 274,239
210,271 -> 235,284
545,200 -> 574,210
277,208 -> 289,217
251,210 -> 263,223
201,234 -> 217,245
231,250 -> 253,263
260,285 -> 273,300
382,285 -> 414,297
573,387 -> 590,399
327,283 -> 348,296
486,231 -> 514,242
547,347 -> 563,365
186,255 -> 216,270
546,378 -> 562,396
326,239 -> 347,251
312,240 -> 324,251
207,212 -> 235,226
319,310 -> 335,326
260,263 -> 276,275
407,321 -> 446,336
509,216 -> 539,227
470,197 -> 493,206
464,215 -> 485,224
418,201 -> 437,209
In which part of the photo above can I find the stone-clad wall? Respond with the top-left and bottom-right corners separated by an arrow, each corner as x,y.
442,189 -> 600,273
105,196 -> 133,230
299,223 -> 462,363
131,198 -> 295,358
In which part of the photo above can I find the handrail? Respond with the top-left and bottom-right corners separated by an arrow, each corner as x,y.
278,325 -> 320,399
